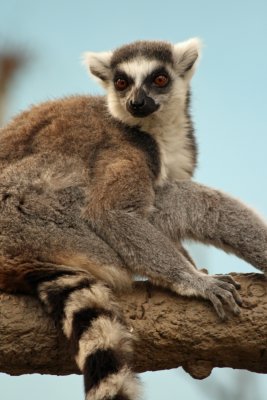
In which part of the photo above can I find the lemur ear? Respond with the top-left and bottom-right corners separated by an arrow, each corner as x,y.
173,38 -> 202,79
82,51 -> 113,86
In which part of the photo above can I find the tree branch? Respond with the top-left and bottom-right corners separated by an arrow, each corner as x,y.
1,273 -> 267,379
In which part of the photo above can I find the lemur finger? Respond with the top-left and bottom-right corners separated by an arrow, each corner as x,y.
216,280 -> 243,306
216,288 -> 241,315
215,274 -> 241,289
207,293 -> 226,320
228,285 -> 243,306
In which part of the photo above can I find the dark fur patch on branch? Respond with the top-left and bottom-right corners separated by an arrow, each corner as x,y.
44,278 -> 94,323
25,268 -> 77,291
70,307 -> 114,354
84,348 -> 123,392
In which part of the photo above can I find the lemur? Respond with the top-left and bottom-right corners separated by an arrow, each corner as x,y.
0,38 -> 267,400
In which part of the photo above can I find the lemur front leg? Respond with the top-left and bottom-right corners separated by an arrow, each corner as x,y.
84,161 -> 241,320
151,180 -> 267,273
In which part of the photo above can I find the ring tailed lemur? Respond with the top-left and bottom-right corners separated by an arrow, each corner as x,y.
0,38 -> 267,400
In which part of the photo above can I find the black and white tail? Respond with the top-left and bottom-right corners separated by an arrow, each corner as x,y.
25,264 -> 141,400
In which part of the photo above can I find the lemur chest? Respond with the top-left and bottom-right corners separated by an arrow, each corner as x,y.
112,123 -> 194,184
156,131 -> 193,183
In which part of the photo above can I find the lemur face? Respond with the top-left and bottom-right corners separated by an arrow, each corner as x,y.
84,38 -> 201,126
111,58 -> 172,118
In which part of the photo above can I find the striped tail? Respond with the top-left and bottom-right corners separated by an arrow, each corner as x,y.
26,265 -> 141,400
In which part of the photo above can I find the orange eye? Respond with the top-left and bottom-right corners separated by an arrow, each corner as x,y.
114,78 -> 129,91
153,74 -> 169,87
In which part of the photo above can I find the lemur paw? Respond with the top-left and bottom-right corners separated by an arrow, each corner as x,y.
203,274 -> 242,320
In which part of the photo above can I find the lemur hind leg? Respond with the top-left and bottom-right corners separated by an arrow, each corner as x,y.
151,180 -> 267,273
0,174 -> 140,400
0,257 -> 140,400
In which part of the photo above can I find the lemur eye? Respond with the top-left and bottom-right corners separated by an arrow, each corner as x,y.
114,78 -> 129,91
153,74 -> 169,88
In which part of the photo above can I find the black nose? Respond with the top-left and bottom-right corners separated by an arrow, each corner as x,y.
126,90 -> 160,118
129,98 -> 145,109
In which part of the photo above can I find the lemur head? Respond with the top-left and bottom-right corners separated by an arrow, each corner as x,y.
83,38 -> 201,128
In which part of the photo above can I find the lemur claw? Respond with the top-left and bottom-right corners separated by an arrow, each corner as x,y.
203,275 -> 242,319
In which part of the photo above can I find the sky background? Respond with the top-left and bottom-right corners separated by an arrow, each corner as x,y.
0,0 -> 267,399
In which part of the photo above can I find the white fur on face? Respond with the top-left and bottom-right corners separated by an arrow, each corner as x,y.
105,59 -> 196,182
92,42 -> 200,182
116,57 -> 161,87
106,58 -> 173,127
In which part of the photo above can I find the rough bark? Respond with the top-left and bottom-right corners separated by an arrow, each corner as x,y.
0,273 -> 267,379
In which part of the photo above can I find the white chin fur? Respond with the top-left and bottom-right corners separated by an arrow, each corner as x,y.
107,90 -> 150,127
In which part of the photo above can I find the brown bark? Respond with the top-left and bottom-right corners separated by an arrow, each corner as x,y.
0,273 -> 267,379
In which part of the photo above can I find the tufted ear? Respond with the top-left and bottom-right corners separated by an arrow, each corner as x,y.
82,51 -> 113,86
173,38 -> 202,79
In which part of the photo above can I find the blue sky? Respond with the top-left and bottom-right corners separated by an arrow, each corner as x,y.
0,0 -> 267,399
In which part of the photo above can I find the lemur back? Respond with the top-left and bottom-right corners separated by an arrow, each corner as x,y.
1,39 -> 267,400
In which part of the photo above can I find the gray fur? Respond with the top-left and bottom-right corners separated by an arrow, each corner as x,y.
110,40 -> 174,68
1,38 -> 267,400
152,181 -> 267,272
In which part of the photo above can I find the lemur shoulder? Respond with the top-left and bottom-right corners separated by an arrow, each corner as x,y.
0,39 -> 267,400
